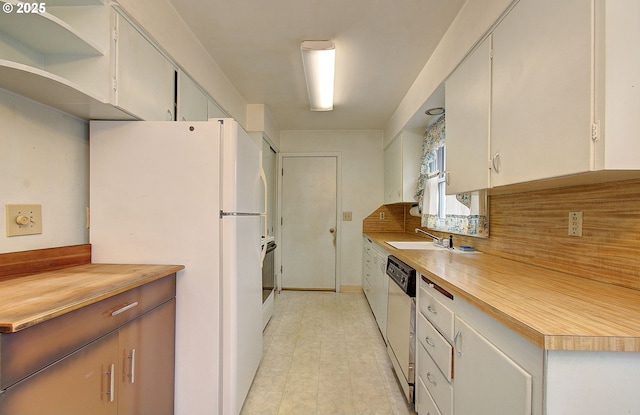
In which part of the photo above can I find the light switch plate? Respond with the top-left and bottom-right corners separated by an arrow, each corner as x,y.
6,204 -> 42,236
342,211 -> 352,221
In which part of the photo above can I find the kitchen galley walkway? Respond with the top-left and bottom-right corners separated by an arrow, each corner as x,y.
241,290 -> 416,415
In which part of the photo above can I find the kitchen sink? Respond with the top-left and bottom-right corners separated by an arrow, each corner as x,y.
385,241 -> 446,250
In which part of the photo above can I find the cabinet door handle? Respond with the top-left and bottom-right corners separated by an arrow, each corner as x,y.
427,305 -> 438,315
454,330 -> 463,357
126,348 -> 136,384
106,363 -> 115,402
426,372 -> 437,386
425,336 -> 435,347
111,301 -> 139,316
492,152 -> 501,173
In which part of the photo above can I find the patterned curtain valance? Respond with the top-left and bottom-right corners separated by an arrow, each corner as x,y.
415,114 -> 445,207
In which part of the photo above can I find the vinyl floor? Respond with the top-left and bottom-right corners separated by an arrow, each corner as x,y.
240,290 -> 417,415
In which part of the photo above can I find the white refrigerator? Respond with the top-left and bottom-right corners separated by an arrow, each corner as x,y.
89,119 -> 265,415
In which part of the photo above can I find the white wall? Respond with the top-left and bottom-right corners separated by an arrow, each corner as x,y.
384,0 -> 514,145
0,89 -> 89,253
247,104 -> 281,149
280,130 -> 384,287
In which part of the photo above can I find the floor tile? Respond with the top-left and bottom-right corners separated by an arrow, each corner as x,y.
240,291 -> 417,415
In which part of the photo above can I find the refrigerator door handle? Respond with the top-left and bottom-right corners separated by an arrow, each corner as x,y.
259,159 -> 268,267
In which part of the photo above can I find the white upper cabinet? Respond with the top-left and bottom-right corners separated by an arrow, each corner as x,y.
445,36 -> 491,194
593,0 -> 640,171
112,12 -> 176,121
208,99 -> 228,119
444,0 -> 640,192
490,0 -> 593,187
384,130 -> 422,204
177,70 -> 209,121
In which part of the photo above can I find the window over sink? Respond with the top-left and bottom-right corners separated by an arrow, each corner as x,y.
415,113 -> 489,238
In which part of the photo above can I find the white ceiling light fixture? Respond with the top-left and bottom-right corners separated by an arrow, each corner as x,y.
301,40 -> 335,111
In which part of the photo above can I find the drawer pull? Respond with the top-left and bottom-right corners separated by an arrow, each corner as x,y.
111,301 -> 139,316
426,372 -> 437,386
427,305 -> 438,315
425,336 -> 435,347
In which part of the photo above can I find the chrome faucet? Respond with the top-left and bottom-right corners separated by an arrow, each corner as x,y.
415,228 -> 445,247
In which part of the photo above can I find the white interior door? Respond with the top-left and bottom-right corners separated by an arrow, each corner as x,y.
281,155 -> 337,290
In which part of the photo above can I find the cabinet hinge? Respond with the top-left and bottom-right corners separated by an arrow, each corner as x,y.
112,77 -> 117,91
281,217 -> 283,226
112,28 -> 118,42
591,121 -> 600,142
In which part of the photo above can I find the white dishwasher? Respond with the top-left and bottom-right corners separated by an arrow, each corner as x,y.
386,255 -> 417,404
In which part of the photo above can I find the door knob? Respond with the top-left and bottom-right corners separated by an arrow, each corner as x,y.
329,228 -> 335,234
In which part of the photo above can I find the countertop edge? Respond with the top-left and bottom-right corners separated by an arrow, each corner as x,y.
364,232 -> 640,352
0,263 -> 184,333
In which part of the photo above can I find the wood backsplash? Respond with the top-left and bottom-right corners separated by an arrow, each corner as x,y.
0,244 -> 91,281
366,179 -> 640,291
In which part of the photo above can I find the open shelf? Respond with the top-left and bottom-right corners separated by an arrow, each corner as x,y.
0,60 -> 135,120
0,1 -> 103,55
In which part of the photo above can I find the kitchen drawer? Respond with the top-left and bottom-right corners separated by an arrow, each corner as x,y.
0,275 -> 176,389
364,253 -> 374,272
363,277 -> 373,303
416,376 -> 443,415
419,275 -> 455,342
418,342 -> 453,415
417,312 -> 453,381
373,251 -> 385,271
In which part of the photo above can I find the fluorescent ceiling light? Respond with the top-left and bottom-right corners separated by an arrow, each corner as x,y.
301,40 -> 335,111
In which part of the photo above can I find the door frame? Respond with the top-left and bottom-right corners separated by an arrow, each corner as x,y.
276,152 -> 342,292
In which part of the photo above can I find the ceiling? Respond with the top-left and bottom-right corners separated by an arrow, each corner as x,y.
167,0 -> 465,131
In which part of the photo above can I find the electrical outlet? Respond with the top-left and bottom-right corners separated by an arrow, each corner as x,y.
379,211 -> 385,220
6,204 -> 42,237
568,211 -> 583,237
342,211 -> 352,221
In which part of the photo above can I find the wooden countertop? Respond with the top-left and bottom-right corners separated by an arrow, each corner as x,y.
365,232 -> 640,352
0,263 -> 184,333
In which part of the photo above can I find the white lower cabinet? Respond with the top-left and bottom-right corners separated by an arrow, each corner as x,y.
362,238 -> 375,303
416,273 -> 543,415
362,237 -> 389,340
418,343 -> 453,415
417,275 -> 455,415
416,375 -> 442,415
453,316 -> 532,415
